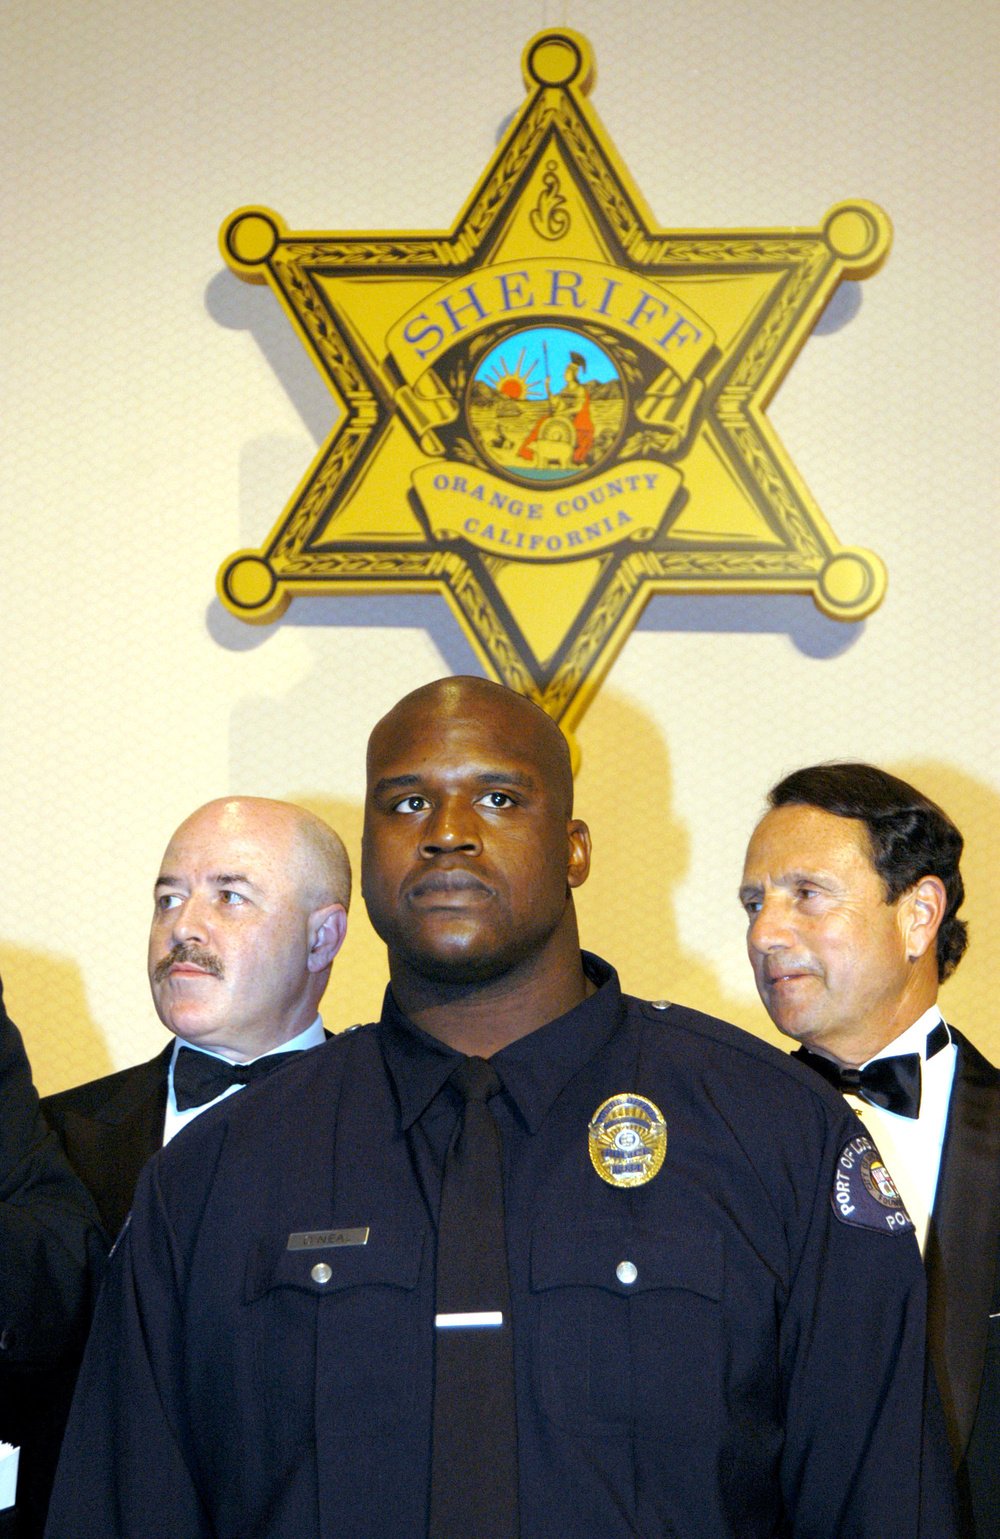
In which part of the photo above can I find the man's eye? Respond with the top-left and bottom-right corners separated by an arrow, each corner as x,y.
156,893 -> 182,911
393,795 -> 429,814
742,898 -> 762,916
798,887 -> 819,902
478,791 -> 515,808
219,890 -> 246,906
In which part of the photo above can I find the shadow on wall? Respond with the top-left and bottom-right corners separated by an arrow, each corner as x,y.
208,589 -> 864,670
571,689 -> 783,1050
206,269 -> 335,449
0,945 -> 112,1100
207,591 -> 485,680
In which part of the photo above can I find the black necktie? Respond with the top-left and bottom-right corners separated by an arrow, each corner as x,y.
173,1044 -> 299,1111
429,1056 -> 519,1539
795,1022 -> 950,1120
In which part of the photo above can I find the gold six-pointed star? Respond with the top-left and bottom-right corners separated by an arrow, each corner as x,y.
218,28 -> 890,731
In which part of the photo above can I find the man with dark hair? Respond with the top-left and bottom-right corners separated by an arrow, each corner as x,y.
47,686 -> 955,1537
741,762 -> 998,1537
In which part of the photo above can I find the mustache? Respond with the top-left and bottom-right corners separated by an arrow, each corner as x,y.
153,943 -> 224,983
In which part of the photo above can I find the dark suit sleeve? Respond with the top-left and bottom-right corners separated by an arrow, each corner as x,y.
963,1303 -> 1000,1536
925,1031 -> 1000,1538
0,985 -> 105,1374
41,1048 -> 172,1244
44,1151 -> 214,1539
958,1156 -> 1000,1538
0,982 -> 106,1537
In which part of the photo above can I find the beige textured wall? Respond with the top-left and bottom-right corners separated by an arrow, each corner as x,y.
2,0 -> 997,1095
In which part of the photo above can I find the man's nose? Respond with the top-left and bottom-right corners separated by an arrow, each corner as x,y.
171,895 -> 210,942
420,798 -> 483,857
747,896 -> 794,954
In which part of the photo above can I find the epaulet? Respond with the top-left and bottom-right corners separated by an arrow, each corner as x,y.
329,1020 -> 378,1038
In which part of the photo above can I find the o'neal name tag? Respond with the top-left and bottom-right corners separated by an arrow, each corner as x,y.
831,1135 -> 913,1235
287,1227 -> 370,1251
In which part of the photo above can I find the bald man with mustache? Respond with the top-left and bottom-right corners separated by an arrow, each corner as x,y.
43,797 -> 350,1241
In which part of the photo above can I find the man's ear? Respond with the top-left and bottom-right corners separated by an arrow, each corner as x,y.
901,876 -> 946,963
307,904 -> 348,973
566,819 -> 592,890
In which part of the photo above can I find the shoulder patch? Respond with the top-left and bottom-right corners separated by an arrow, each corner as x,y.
831,1133 -> 914,1235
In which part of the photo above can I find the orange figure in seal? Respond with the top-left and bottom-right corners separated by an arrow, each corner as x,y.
518,351 -> 594,468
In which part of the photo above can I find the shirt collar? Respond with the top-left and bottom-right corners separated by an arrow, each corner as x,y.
379,952 -> 624,1135
863,1003 -> 947,1067
168,1014 -> 326,1073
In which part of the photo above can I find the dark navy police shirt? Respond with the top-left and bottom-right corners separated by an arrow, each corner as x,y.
46,956 -> 956,1538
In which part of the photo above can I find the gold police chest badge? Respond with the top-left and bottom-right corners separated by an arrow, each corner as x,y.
589,1094 -> 667,1188
218,28 -> 890,739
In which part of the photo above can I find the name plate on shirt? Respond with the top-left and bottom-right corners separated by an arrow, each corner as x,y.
287,1227 -> 370,1251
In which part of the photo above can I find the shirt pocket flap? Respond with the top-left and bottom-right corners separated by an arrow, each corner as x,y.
531,1221 -> 722,1301
244,1223 -> 426,1302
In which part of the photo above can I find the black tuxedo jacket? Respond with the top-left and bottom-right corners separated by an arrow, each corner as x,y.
926,1029 -> 1000,1537
41,1045 -> 173,1245
795,1025 -> 1000,1536
42,1035 -> 333,1246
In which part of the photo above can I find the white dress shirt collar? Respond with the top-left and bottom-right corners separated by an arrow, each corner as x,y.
861,1003 -> 947,1067
163,1016 -> 325,1144
845,1003 -> 956,1254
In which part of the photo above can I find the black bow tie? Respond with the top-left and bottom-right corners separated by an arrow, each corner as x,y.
794,1022 -> 949,1120
173,1044 -> 300,1111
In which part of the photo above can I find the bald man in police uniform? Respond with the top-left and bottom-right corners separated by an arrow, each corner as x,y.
46,682 -> 956,1538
